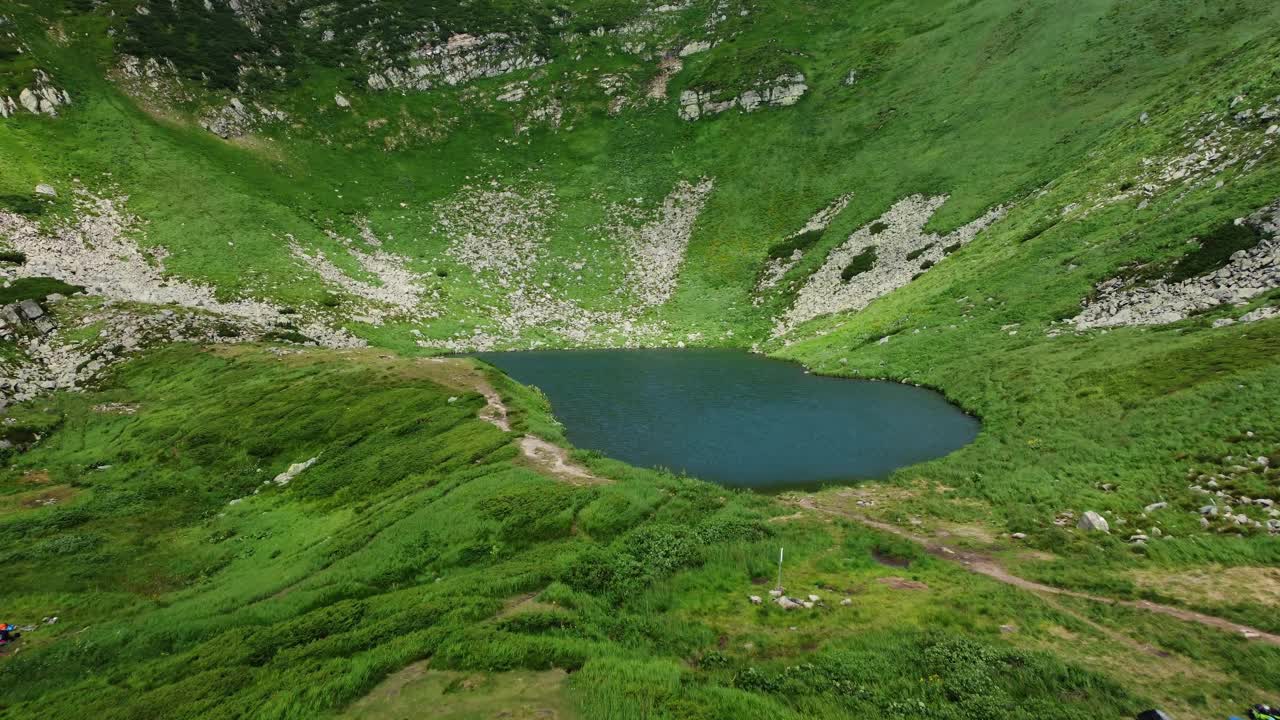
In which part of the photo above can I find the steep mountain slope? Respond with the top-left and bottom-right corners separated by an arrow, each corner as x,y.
1,1 -> 1279,718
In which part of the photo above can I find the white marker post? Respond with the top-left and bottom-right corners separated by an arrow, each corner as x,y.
776,547 -> 784,590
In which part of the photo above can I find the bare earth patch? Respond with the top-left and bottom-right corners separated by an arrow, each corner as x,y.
2,484 -> 77,515
341,663 -> 572,720
517,435 -> 605,486
20,470 -> 52,485
877,576 -> 928,591
1132,565 -> 1280,608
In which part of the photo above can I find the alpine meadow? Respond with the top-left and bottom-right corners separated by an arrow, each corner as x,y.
1,1 -> 1280,719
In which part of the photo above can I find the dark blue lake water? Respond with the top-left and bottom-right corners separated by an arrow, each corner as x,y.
476,349 -> 979,490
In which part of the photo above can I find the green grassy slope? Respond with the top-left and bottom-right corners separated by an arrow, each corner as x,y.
1,0 -> 1280,717
3,1 -> 1278,340
4,345 -> 1274,720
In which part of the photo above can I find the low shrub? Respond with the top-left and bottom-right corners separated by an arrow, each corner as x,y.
1168,220 -> 1261,282
905,243 -> 934,261
767,229 -> 824,260
841,246 -> 878,281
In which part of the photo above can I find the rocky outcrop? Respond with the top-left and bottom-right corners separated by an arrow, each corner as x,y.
270,457 -> 318,486
366,33 -> 546,93
678,40 -> 713,57
1,69 -> 71,118
0,298 -> 56,342
0,303 -> 261,406
678,73 -> 806,121
198,97 -> 288,138
777,195 -> 1005,334
113,54 -> 196,108
1074,200 -> 1280,329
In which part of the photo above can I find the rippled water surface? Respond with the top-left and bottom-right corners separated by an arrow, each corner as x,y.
476,349 -> 979,489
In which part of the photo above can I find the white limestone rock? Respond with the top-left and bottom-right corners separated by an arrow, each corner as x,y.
1077,511 -> 1110,533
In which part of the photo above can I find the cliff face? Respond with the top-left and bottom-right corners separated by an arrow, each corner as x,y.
6,0 -> 780,138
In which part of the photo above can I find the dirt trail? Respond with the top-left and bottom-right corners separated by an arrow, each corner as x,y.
426,358 -> 605,485
788,496 -> 1280,646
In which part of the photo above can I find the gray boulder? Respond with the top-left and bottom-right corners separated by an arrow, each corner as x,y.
1077,511 -> 1110,533
18,299 -> 43,320
775,596 -> 803,610
35,184 -> 57,198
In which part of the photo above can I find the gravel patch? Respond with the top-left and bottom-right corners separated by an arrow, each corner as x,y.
1074,199 -> 1280,329
777,195 -> 1005,334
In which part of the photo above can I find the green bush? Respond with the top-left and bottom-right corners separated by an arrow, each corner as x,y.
767,229 -> 824,260
1167,220 -> 1261,282
0,277 -> 82,305
841,246 -> 878,281
905,243 -> 934,261
0,194 -> 46,216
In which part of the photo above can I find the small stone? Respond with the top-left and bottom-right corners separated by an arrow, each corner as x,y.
807,594 -> 820,603
1010,532 -> 1027,540
840,598 -> 852,606
748,595 -> 762,605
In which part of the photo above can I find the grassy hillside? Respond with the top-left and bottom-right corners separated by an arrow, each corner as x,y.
1,0 -> 1279,717
2,346 -> 1275,720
